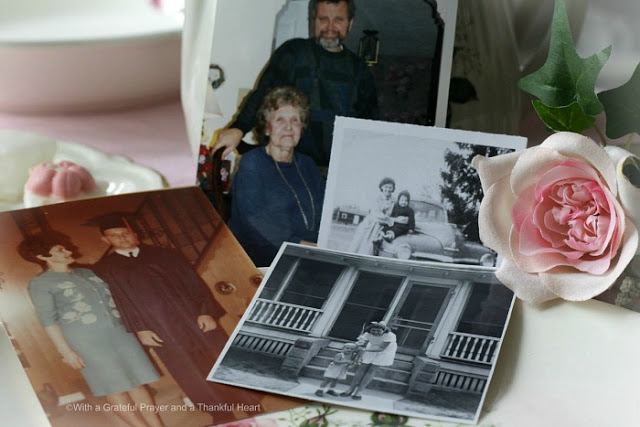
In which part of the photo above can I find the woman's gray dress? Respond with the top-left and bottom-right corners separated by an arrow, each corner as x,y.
29,268 -> 159,396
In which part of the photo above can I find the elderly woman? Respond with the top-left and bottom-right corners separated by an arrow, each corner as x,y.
228,86 -> 325,266
18,231 -> 164,427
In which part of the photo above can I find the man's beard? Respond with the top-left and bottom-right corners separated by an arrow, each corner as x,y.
317,35 -> 343,50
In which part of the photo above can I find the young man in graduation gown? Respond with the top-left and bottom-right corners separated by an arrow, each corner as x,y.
88,214 -> 264,418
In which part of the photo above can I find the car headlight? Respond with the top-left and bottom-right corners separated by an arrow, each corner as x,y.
480,253 -> 495,267
395,244 -> 412,260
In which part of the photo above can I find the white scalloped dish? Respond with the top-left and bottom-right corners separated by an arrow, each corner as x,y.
0,139 -> 167,212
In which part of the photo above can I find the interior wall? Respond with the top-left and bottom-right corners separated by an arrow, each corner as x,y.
203,0 -> 287,145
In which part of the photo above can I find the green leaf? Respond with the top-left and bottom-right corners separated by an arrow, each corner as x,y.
532,100 -> 595,133
518,0 -> 611,115
599,62 -> 640,139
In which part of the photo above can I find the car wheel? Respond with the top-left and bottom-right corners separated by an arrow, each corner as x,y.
395,244 -> 412,260
480,253 -> 495,267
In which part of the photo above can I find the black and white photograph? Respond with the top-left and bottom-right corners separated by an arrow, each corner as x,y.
317,117 -> 527,265
208,243 -> 515,424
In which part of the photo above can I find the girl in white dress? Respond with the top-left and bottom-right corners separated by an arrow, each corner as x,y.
315,343 -> 360,397
339,321 -> 397,399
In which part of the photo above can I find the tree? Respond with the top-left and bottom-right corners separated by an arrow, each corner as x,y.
440,143 -> 512,243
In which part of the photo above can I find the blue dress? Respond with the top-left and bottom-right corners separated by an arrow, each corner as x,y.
29,268 -> 160,396
229,147 -> 325,266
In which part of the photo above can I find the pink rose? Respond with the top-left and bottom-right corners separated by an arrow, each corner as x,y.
472,132 -> 640,303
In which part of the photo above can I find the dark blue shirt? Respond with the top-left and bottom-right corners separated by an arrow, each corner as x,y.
230,38 -> 378,166
229,147 -> 325,266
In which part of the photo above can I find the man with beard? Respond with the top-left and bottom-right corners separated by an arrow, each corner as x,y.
214,0 -> 377,168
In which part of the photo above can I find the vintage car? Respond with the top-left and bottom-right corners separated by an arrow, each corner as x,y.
377,199 -> 496,266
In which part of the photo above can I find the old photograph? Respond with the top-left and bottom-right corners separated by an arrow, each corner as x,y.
208,243 -> 515,424
0,187 -> 300,427
317,117 -> 527,266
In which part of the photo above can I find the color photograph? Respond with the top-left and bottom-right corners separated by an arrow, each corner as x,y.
0,187 -> 300,427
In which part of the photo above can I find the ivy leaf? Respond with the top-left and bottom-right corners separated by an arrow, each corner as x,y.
518,0 -> 611,116
532,100 -> 595,133
598,62 -> 640,139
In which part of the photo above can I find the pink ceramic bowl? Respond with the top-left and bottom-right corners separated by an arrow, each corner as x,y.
0,0 -> 182,113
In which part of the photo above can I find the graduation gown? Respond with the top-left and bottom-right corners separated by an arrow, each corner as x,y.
94,244 -> 262,414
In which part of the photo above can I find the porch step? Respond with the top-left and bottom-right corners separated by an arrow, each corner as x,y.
300,364 -> 409,395
307,358 -> 412,384
315,348 -> 414,372
302,347 -> 413,394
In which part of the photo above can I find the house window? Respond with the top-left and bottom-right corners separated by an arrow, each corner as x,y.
278,258 -> 344,308
329,271 -> 404,340
260,254 -> 297,300
456,282 -> 511,337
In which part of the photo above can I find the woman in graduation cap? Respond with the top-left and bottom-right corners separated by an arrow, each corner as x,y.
18,230 -> 165,427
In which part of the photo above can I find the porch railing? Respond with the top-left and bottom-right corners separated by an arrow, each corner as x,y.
246,299 -> 323,333
440,332 -> 500,365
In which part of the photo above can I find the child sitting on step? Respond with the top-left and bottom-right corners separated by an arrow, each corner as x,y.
315,343 -> 361,397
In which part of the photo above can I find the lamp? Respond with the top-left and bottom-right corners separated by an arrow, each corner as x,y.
203,83 -> 222,119
358,29 -> 379,66
204,64 -> 224,119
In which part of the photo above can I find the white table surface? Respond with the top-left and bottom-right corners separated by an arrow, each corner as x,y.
2,99 -> 640,426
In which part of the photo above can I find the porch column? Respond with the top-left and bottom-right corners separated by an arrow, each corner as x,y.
307,266 -> 358,337
425,281 -> 472,358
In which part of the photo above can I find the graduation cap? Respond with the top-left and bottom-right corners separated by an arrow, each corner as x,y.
84,212 -> 137,233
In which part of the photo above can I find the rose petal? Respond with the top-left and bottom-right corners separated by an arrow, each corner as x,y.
542,132 -> 617,195
477,175 -> 515,257
511,183 -> 538,230
542,220 -> 639,301
472,151 -> 522,192
606,146 -> 640,232
511,224 -> 583,272
495,258 -> 557,303
510,147 -> 569,195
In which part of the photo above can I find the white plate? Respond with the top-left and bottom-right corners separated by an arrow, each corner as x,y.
0,140 -> 167,212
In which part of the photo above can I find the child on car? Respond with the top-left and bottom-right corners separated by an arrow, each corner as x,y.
381,190 -> 415,241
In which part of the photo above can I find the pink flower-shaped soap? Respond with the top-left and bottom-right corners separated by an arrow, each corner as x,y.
24,160 -> 96,207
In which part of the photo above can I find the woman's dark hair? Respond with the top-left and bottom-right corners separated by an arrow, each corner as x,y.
254,86 -> 310,145
308,0 -> 356,26
378,177 -> 396,191
364,321 -> 390,333
17,231 -> 80,269
397,190 -> 411,203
